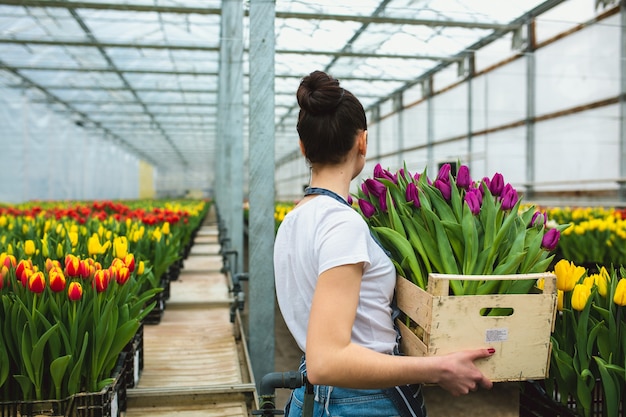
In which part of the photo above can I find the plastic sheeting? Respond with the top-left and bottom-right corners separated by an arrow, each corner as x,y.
0,85 -> 140,203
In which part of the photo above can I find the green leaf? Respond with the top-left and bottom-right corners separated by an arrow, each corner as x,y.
13,374 -> 33,400
50,355 -> 72,400
68,332 -> 89,396
0,330 -> 10,388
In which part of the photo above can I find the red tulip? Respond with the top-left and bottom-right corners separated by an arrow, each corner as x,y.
123,254 -> 135,273
94,269 -> 110,293
65,255 -> 81,277
28,271 -> 46,294
49,268 -> 66,292
68,281 -> 83,301
115,266 -> 130,285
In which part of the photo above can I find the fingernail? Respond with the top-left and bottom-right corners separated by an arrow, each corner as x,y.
488,348 -> 496,354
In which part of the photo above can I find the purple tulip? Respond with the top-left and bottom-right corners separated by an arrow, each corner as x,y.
437,163 -> 452,182
489,173 -> 504,196
405,182 -> 420,208
480,177 -> 490,196
398,168 -> 412,182
358,199 -> 376,218
464,188 -> 482,215
541,228 -> 560,251
456,165 -> 471,189
360,182 -> 370,197
364,178 -> 386,198
374,163 -> 396,182
378,192 -> 388,212
530,211 -> 547,228
500,184 -> 519,210
434,178 -> 451,200
347,195 -> 353,205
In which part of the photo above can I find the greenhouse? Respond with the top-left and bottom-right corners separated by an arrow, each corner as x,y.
0,0 -> 625,416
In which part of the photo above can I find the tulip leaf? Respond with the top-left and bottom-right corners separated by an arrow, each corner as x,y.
50,355 -> 72,400
594,356 -> 621,417
97,377 -> 115,392
373,226 -> 424,288
13,374 -> 33,400
400,214 -> 432,274
103,319 -> 140,376
460,205 -> 478,276
20,323 -> 35,388
68,332 -> 89,395
576,369 -> 594,417
0,330 -> 10,388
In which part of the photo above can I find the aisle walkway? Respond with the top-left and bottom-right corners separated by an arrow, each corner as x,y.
124,213 -> 257,417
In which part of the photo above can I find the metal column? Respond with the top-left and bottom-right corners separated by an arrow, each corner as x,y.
248,0 -> 276,388
217,0 -> 244,274
525,21 -> 536,200
618,1 -> 626,202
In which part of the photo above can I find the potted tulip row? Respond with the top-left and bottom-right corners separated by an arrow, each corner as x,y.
0,199 -> 210,416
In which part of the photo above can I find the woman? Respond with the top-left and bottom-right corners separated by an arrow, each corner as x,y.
273,70 -> 495,417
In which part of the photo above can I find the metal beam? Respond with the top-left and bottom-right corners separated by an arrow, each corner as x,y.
1,0 -> 514,30
0,37 -> 452,60
6,65 -> 417,82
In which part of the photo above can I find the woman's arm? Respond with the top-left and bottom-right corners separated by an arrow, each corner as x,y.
305,263 -> 494,396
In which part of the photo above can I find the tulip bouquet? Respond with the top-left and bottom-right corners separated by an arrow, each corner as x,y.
546,259 -> 626,417
355,163 -> 569,295
0,251 -> 160,401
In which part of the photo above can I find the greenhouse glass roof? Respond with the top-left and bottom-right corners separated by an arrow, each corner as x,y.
0,0 -> 602,186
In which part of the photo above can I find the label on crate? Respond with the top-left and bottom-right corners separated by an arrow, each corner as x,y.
485,328 -> 508,343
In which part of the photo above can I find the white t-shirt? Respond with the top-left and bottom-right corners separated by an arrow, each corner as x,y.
274,194 -> 397,354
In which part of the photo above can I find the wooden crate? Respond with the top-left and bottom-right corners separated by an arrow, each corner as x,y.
396,272 -> 557,382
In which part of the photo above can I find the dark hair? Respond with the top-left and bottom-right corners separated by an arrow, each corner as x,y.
296,70 -> 367,165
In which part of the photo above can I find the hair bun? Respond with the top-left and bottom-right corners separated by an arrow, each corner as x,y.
297,70 -> 344,116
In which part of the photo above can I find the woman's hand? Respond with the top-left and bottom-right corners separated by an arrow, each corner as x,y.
431,348 -> 495,396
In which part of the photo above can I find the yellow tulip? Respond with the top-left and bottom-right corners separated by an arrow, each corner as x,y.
41,235 -> 49,257
162,222 -> 170,235
113,236 -> 128,259
24,240 -> 36,256
68,231 -> 78,247
613,278 -> 626,306
152,228 -> 162,242
56,243 -> 64,258
137,261 -> 145,275
0,216 -> 6,227
88,233 -> 108,257
557,289 -> 564,311
595,267 -> 610,297
554,259 -> 582,292
571,284 -> 592,311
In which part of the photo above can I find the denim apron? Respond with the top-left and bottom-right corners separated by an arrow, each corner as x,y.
283,187 -> 428,417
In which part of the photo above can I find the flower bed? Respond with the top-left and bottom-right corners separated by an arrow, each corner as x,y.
0,199 -> 209,402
